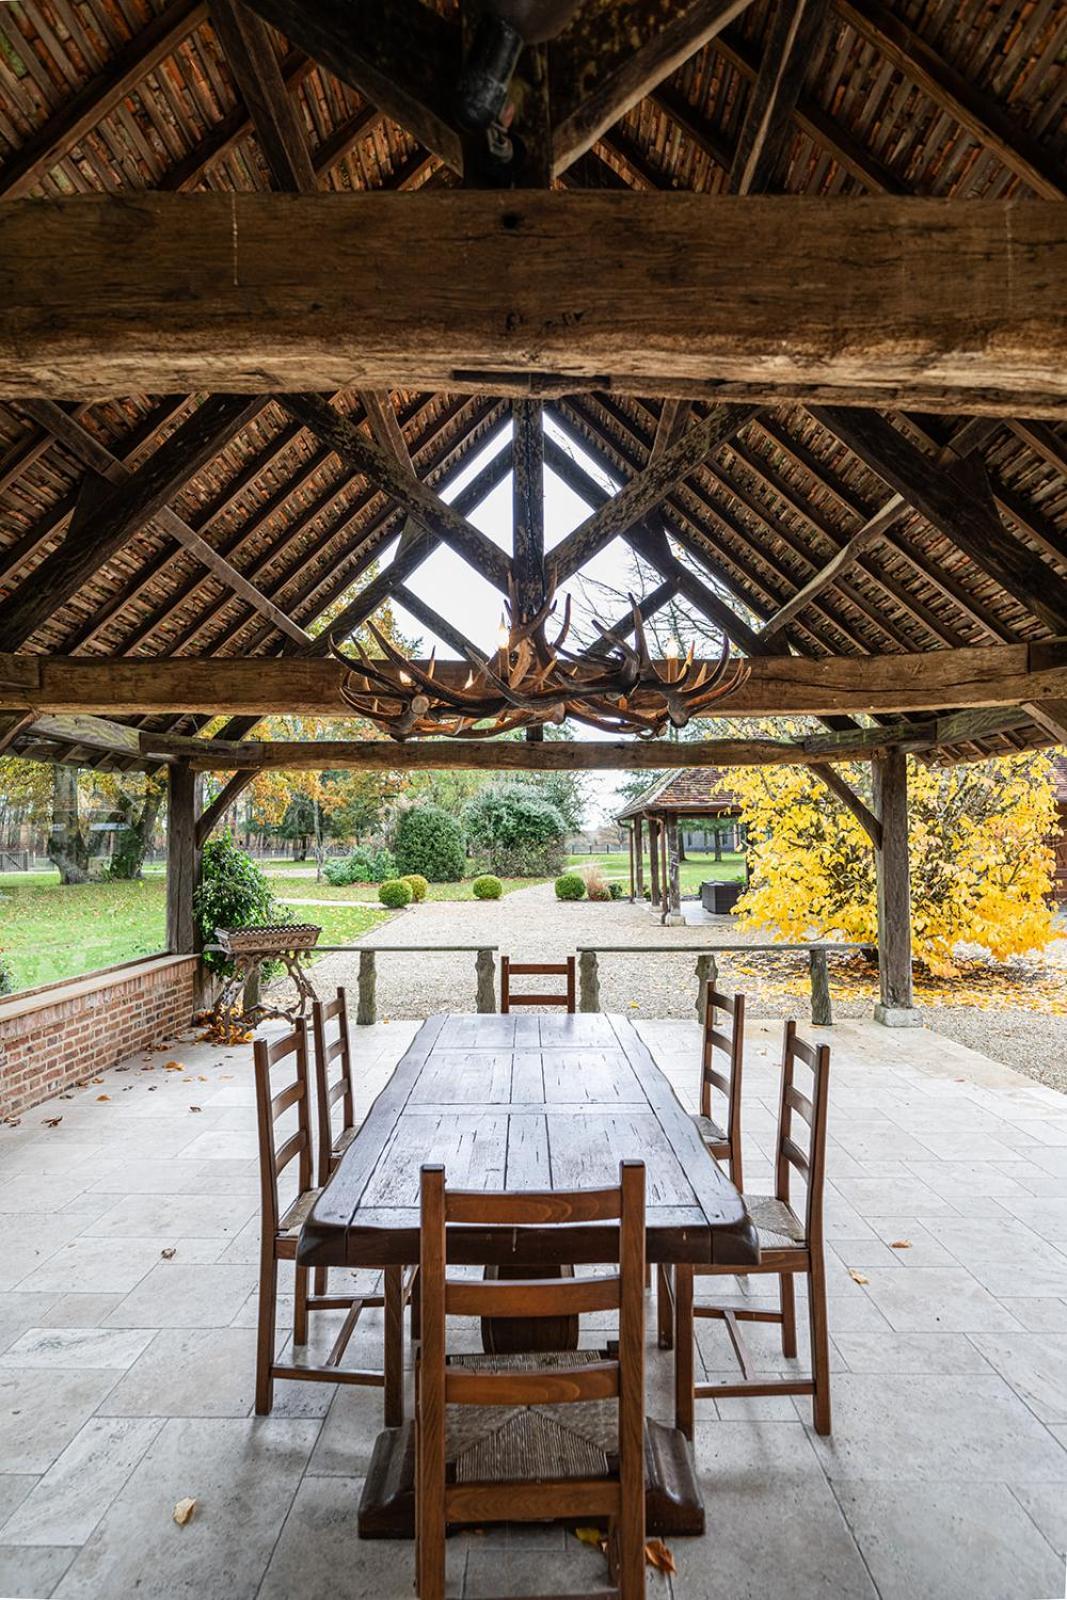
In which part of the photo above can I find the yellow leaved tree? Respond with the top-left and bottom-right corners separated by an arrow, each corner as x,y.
720,752 -> 1059,976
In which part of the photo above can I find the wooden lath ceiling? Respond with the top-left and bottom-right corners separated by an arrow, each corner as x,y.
0,0 -> 1065,773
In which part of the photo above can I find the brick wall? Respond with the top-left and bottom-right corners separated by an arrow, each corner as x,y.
0,956 -> 199,1119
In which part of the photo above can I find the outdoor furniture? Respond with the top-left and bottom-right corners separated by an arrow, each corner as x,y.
213,922 -> 322,1025
252,1021 -> 407,1419
311,987 -> 358,1185
500,953 -> 576,1012
672,1019 -> 833,1438
296,1010 -> 758,1537
700,879 -> 743,915
414,1161 -> 647,1600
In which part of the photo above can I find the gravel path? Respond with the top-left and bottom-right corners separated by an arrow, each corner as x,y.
288,882 -> 1066,1097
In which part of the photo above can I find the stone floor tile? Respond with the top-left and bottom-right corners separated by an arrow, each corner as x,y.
830,1177 -> 961,1217
806,1373 -> 1067,1483
1011,1483 -> 1067,1560
0,1368 -> 119,1474
997,1298 -> 1067,1331
831,1331 -> 992,1374
970,1333 -> 1067,1424
53,1417 -> 319,1600
98,1327 -> 263,1418
85,1157 -> 258,1197
0,1292 -> 62,1354
17,1239 -> 165,1296
85,1193 -> 257,1241
0,1543 -> 78,1598
860,1265 -> 1024,1332
0,1215 -> 95,1293
835,1480 -> 1064,1600
36,1294 -> 126,1328
0,1416 -> 162,1546
0,1325 -> 154,1370
0,1476 -> 36,1527
463,1542 -> 609,1599
0,1176 -> 97,1214
105,1264 -> 259,1328
307,1384 -> 391,1478
179,1131 -> 261,1162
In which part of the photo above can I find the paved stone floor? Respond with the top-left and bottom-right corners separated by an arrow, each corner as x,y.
0,1014 -> 1065,1599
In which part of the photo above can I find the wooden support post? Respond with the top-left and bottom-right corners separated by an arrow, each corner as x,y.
579,951 -> 601,1014
357,949 -> 377,1026
872,749 -> 920,1027
666,815 -> 683,925
648,818 -> 661,907
634,816 -> 646,901
475,949 -> 496,1014
627,825 -> 636,902
166,762 -> 200,956
809,947 -> 832,1026
694,952 -> 718,1023
660,819 -> 670,924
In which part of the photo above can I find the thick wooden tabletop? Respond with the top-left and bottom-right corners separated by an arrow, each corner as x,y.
298,1012 -> 759,1270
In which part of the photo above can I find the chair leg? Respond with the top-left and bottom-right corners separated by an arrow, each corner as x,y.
807,1255 -> 832,1436
656,1264 -> 674,1351
313,1263 -> 327,1298
409,1266 -> 421,1343
616,1497 -> 646,1599
384,1265 -> 404,1427
293,1263 -> 310,1347
780,1271 -> 797,1359
255,1249 -> 278,1416
674,1264 -> 695,1441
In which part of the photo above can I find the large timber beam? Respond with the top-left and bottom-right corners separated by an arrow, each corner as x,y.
5,640 -> 1067,718
731,0 -> 831,193
2,195 -> 1064,411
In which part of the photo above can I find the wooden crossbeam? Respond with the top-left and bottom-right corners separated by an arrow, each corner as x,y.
196,770 -> 258,847
834,0 -> 1067,200
208,0 -> 317,190
512,400 -> 546,618
0,396 -> 262,652
649,400 -> 692,463
759,495 -> 907,640
238,0 -> 463,173
731,0 -> 832,193
0,0 -> 209,199
551,0 -> 758,174
4,194 -> 1063,412
19,400 -> 310,649
5,641 -> 1066,718
284,394 -> 512,595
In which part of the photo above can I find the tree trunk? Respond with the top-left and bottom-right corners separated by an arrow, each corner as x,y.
109,784 -> 163,880
47,765 -> 91,884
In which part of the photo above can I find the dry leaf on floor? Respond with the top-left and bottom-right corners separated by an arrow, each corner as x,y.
172,1497 -> 197,1527
188,1106 -> 202,1114
163,1061 -> 185,1072
43,1116 -> 62,1128
574,1527 -> 605,1551
848,1269 -> 869,1285
161,1247 -> 177,1260
96,1094 -> 110,1102
890,1240 -> 912,1250
645,1539 -> 676,1575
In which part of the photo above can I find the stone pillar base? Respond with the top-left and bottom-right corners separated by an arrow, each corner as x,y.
873,1002 -> 922,1028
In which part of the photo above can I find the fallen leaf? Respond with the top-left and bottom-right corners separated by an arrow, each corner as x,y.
163,1061 -> 185,1072
848,1269 -> 869,1286
172,1497 -> 197,1527
574,1527 -> 604,1550
96,1094 -> 111,1102
43,1116 -> 62,1128
2,1116 -> 21,1128
890,1240 -> 912,1250
189,1106 -> 202,1113
645,1539 -> 676,1575
161,1247 -> 177,1260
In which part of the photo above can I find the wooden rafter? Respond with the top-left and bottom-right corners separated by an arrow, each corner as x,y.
731,0 -> 831,194
512,400 -> 546,619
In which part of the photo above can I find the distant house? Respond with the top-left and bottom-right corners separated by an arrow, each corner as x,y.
616,767 -> 746,920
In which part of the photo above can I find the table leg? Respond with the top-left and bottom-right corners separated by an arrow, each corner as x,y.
674,1264 -> 695,1440
384,1265 -> 404,1426
657,1263 -> 675,1350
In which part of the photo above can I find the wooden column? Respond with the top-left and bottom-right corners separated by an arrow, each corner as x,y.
633,816 -> 646,901
872,749 -> 920,1027
647,817 -> 661,907
627,825 -> 636,901
166,761 -> 201,956
666,814 -> 683,924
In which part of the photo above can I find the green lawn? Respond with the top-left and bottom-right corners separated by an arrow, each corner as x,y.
566,850 -> 747,892
0,876 -> 385,994
272,874 -> 539,904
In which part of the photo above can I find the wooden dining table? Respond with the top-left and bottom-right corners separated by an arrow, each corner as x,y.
297,1010 -> 759,1538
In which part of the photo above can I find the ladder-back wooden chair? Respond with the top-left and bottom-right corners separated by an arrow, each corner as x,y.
500,954 -> 576,1013
673,1019 -> 832,1437
415,1162 -> 647,1600
253,1021 -> 405,1421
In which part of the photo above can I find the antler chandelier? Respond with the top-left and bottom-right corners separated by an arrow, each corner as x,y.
329,585 -> 749,741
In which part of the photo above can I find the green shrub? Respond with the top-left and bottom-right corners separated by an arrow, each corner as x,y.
463,784 -> 567,877
324,845 -> 396,886
194,836 -> 283,972
400,873 -> 429,903
378,878 -> 414,909
394,805 -> 466,882
0,947 -> 13,997
555,872 -> 586,901
608,881 -> 624,900
471,874 -> 503,900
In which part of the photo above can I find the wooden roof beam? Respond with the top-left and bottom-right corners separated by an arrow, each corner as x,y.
834,0 -> 1067,200
0,395 -> 262,652
512,400 -> 546,619
731,0 -> 832,194
0,0 -> 209,199
208,0 -> 318,191
238,0 -> 464,173
552,0 -> 758,174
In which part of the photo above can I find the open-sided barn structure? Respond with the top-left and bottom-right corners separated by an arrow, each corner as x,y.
0,0 -> 1065,1057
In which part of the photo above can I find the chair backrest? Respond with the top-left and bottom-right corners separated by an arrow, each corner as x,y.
701,985 -> 745,1141
418,1161 -> 645,1528
775,1019 -> 831,1245
253,1022 -> 313,1239
311,987 -> 354,1186
500,955 -> 576,1012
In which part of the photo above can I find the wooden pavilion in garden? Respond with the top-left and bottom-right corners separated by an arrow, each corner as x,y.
1,0 -> 1066,1069
617,768 -> 744,921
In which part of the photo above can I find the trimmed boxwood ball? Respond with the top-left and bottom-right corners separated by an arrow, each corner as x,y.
378,878 -> 414,909
555,872 -> 586,901
471,874 -> 503,900
394,804 -> 466,882
399,873 -> 429,903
